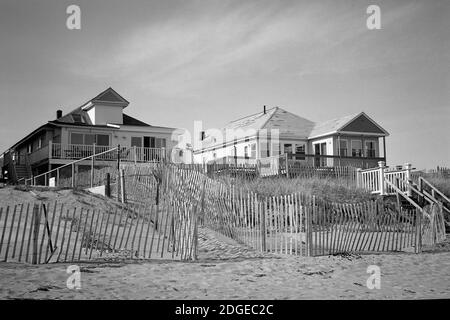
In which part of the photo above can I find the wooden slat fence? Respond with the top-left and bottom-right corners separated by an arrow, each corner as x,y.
309,199 -> 422,255
0,198 -> 198,263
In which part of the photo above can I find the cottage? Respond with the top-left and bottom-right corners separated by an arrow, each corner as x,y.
193,106 -> 389,168
1,87 -> 187,183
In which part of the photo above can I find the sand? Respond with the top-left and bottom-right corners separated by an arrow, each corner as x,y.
1,186 -> 449,300
1,228 -> 449,300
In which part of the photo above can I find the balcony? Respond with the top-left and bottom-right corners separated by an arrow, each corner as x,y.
27,143 -> 170,163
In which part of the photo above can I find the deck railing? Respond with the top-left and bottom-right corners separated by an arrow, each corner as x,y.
50,143 -> 168,162
357,161 -> 412,195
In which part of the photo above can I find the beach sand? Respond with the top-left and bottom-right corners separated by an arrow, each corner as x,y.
1,227 -> 449,300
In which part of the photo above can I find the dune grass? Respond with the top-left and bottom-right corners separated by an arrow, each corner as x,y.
424,176 -> 450,198
221,176 -> 375,203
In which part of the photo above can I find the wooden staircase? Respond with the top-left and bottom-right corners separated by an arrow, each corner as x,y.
14,164 -> 31,182
385,176 -> 448,245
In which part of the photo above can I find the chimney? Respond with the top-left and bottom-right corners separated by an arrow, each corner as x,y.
56,110 -> 63,119
263,105 -> 266,114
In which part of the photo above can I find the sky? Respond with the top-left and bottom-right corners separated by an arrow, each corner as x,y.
0,0 -> 448,169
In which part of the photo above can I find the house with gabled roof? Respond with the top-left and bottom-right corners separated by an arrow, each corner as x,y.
1,87 -> 185,183
193,106 -> 389,168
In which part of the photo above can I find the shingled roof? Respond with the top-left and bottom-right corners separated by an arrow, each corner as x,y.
51,106 -> 151,127
51,87 -> 151,127
200,108 -> 388,150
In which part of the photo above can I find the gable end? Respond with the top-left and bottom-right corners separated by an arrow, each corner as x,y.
340,114 -> 386,135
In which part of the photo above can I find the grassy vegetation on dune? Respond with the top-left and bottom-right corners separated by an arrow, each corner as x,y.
423,177 -> 450,198
221,176 -> 375,203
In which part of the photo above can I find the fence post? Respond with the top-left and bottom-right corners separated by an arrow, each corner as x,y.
32,204 -> 40,264
378,161 -> 385,195
415,208 -> 422,253
117,145 -> 121,170
105,173 -> 111,198
404,163 -> 412,197
71,163 -> 75,188
91,144 -> 96,188
260,199 -> 266,252
119,169 -> 126,203
56,169 -> 60,188
285,153 -> 290,178
356,168 -> 362,188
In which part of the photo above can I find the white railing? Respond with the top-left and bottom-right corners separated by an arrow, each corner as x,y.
120,146 -> 168,163
357,161 -> 412,196
26,145 -> 176,187
50,143 -> 169,162
51,143 -> 115,160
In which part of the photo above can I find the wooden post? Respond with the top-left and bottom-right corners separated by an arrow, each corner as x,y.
56,169 -> 60,188
378,161 -> 385,195
161,147 -> 166,163
260,199 -> 266,252
32,204 -> 40,264
117,144 -> 121,171
120,169 -> 126,203
404,163 -> 412,197
285,153 -> 290,178
134,146 -> 137,164
91,143 -> 96,188
356,168 -> 362,188
415,208 -> 422,253
71,163 -> 75,188
105,173 -> 111,198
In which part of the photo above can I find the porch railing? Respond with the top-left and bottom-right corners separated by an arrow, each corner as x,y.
50,143 -> 168,162
357,161 -> 412,196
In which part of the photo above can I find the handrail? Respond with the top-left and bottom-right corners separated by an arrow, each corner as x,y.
26,146 -> 119,184
419,176 -> 450,218
419,177 -> 450,204
384,179 -> 424,213
393,176 -> 435,206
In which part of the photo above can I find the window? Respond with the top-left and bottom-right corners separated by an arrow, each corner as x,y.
351,140 -> 363,157
84,134 -> 96,145
295,144 -> 305,160
339,140 -> 348,157
131,137 -> 142,148
38,136 -> 43,149
71,133 -> 84,145
155,138 -> 166,148
96,134 -> 109,146
71,114 -> 83,123
27,144 -> 32,154
70,132 -> 109,146
365,141 -> 376,158
244,146 -> 249,158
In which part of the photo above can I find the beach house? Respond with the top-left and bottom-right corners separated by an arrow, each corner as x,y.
1,87 -> 187,183
194,106 -> 389,168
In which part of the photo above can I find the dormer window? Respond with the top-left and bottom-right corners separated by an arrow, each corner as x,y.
71,114 -> 83,123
